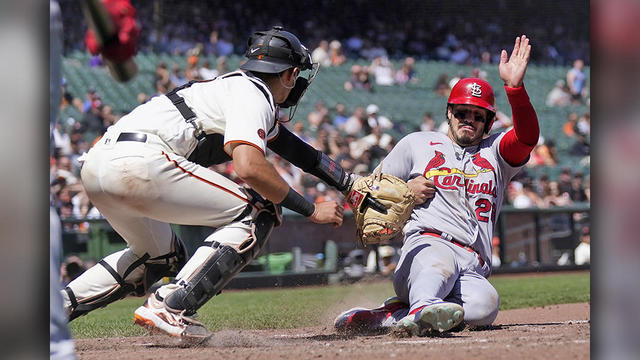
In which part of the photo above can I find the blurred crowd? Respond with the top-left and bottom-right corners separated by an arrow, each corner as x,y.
58,0 -> 589,66
50,54 -> 590,227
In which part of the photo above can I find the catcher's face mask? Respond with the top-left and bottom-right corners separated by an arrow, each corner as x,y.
279,60 -> 319,121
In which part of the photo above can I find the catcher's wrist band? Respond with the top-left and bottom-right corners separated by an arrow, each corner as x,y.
279,187 -> 315,217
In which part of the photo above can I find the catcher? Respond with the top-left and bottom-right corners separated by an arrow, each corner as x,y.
61,26 -> 384,344
336,35 -> 539,336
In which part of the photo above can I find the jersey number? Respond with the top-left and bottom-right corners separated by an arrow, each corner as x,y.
475,199 -> 495,223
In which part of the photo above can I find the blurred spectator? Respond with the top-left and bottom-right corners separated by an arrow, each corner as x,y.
353,163 -> 370,176
60,255 -> 86,286
470,67 -> 488,80
394,57 -> 417,85
54,154 -> 78,185
491,236 -> 501,268
563,112 -> 579,137
489,110 -> 513,133
215,56 -> 229,76
312,40 -> 331,67
198,59 -> 218,79
273,155 -> 302,189
448,71 -> 464,89
574,225 -> 590,265
419,112 -> 436,132
329,40 -> 346,66
351,125 -> 393,163
60,78 -> 76,110
332,103 -> 349,129
536,174 -> 551,199
307,101 -> 329,132
170,63 -> 188,87
527,138 -> 558,167
569,133 -> 590,157
545,79 -> 572,107
365,245 -> 399,276
566,59 -> 587,104
584,175 -> 590,203
137,92 -> 149,104
557,168 -> 574,195
343,106 -> 366,136
369,56 -> 395,86
81,98 -> 105,139
434,73 -> 451,97
101,105 -> 118,129
481,51 -> 492,64
576,112 -> 590,136
365,104 -> 393,131
82,87 -> 99,113
450,44 -> 470,64
543,180 -> 573,207
207,30 -> 234,56
52,122 -> 72,156
344,65 -> 373,92
570,172 -> 588,202
291,121 -> 311,144
88,54 -> 103,68
511,181 -> 542,208
185,53 -> 200,81
437,117 -> 450,134
154,62 -> 172,94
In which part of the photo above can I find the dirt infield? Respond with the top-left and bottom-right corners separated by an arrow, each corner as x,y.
74,302 -> 589,359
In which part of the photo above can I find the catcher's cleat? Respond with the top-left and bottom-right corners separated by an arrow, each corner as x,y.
392,302 -> 464,337
334,296 -> 408,334
134,292 -> 211,345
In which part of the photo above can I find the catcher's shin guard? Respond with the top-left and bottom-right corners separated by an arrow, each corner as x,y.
63,233 -> 187,321
164,206 -> 279,314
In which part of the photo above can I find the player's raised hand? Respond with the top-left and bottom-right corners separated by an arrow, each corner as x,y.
499,35 -> 531,88
407,176 -> 435,204
309,201 -> 344,227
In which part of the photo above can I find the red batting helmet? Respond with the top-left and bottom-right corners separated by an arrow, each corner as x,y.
447,78 -> 496,133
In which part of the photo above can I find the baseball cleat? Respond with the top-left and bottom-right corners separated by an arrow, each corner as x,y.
134,292 -> 211,345
334,296 -> 408,334
392,302 -> 464,337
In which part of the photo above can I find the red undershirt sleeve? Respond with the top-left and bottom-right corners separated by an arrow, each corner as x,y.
499,84 -> 540,166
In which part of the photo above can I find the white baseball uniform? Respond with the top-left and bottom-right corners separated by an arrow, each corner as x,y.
379,130 -> 524,326
63,70 -> 283,311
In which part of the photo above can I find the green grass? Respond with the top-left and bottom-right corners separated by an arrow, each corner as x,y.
69,272 -> 589,338
490,272 -> 591,310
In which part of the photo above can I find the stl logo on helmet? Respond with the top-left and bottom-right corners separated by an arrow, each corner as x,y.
470,83 -> 482,97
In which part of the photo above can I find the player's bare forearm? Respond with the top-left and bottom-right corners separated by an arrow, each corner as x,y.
309,201 -> 344,227
231,143 -> 289,203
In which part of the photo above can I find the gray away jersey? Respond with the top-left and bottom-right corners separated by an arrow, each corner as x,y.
379,131 -> 524,266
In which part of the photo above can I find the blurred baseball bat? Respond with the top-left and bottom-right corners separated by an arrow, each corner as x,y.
80,0 -> 137,82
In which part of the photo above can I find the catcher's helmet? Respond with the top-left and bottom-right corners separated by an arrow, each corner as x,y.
240,26 -> 312,74
448,78 -> 496,133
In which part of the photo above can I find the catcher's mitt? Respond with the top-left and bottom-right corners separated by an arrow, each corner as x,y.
346,172 -> 415,246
